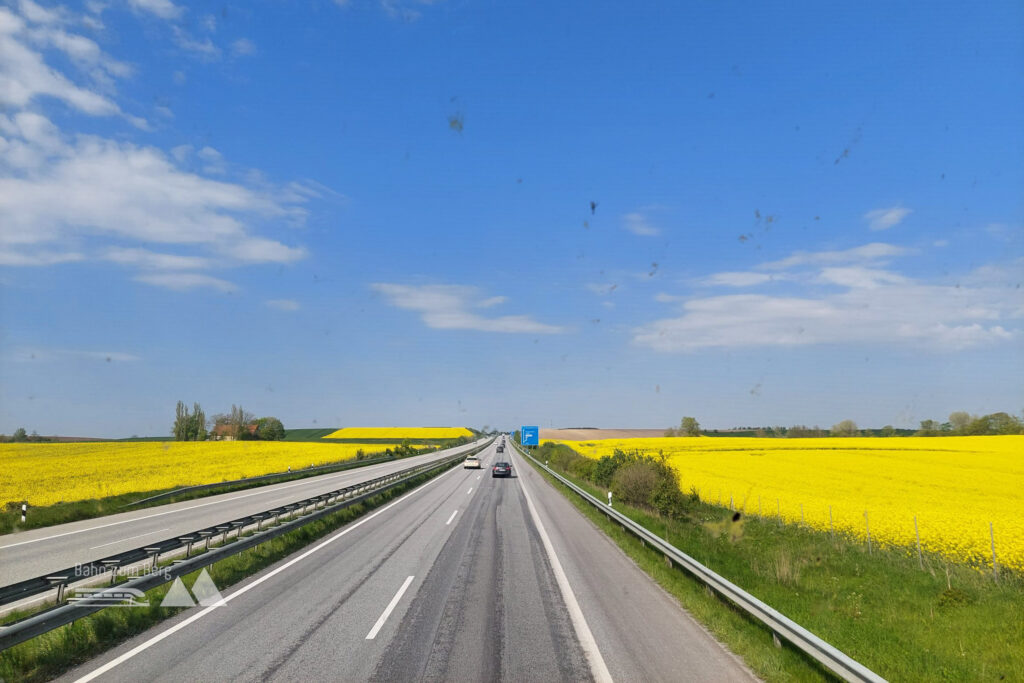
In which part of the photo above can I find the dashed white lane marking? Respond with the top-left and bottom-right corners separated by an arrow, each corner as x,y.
70,462 -> 464,683
445,510 -> 458,525
89,529 -> 169,550
365,575 -> 415,640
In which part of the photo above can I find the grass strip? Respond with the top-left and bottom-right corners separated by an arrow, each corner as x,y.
0,462 -> 457,683
519,447 -> 1024,682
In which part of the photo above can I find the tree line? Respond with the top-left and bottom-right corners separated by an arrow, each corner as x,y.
172,402 -> 285,441
662,411 -> 1024,438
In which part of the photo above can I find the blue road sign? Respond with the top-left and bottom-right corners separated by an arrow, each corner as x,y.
521,426 -> 539,446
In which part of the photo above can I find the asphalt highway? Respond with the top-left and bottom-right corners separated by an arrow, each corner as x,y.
0,440 -> 486,594
57,437 -> 757,682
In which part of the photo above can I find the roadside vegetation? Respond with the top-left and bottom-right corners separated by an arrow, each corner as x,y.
0,459 -> 463,683
523,441 -> 1024,682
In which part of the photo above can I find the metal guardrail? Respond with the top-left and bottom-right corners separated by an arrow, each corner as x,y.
0,440 -> 490,613
510,440 -> 886,683
0,439 -> 492,651
121,455 -> 396,507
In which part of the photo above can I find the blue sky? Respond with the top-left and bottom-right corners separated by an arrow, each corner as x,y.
1,0 -> 1021,437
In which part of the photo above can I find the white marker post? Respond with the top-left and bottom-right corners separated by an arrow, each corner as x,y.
21,503 -> 27,524
607,491 -> 613,508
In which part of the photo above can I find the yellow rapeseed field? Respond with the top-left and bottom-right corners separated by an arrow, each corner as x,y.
322,427 -> 473,439
0,441 -> 424,507
549,436 -> 1024,571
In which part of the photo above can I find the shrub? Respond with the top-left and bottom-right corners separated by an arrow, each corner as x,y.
611,462 -> 660,507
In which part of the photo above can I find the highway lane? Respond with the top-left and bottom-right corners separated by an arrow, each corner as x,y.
0,439 -> 487,594
59,437 -> 757,682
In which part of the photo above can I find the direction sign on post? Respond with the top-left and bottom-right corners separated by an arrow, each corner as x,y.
520,426 -> 539,446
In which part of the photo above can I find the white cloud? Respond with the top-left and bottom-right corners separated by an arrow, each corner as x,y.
372,283 -> 566,334
197,145 -> 225,174
703,271 -> 774,287
865,206 -> 911,231
815,266 -> 909,289
654,292 -> 685,303
623,212 -> 660,236
761,242 -> 910,270
201,14 -> 216,32
135,272 -> 237,292
104,247 -> 210,270
0,249 -> 84,265
265,298 -> 300,311
634,257 -> 1021,352
172,70 -> 185,85
0,7 -> 124,117
477,296 -> 507,308
125,0 -> 182,20
0,3 -> 312,293
933,239 -> 949,248
172,26 -> 219,59
170,144 -> 191,162
230,38 -> 255,57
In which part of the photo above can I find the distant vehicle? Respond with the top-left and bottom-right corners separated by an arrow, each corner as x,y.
496,444 -> 505,453
464,456 -> 482,469
492,462 -> 512,478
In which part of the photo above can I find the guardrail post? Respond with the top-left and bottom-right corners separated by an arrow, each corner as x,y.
180,536 -> 196,557
101,560 -> 120,585
773,633 -> 782,649
46,576 -> 69,604
145,547 -> 161,571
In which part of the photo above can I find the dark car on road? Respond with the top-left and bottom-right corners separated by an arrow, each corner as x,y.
492,462 -> 512,478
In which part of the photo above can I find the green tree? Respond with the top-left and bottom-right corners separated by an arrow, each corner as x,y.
255,417 -> 285,441
986,412 -> 1024,435
916,419 -> 940,436
880,425 -> 897,437
173,401 -> 190,441
12,428 -> 28,442
830,419 -> 859,437
679,416 -> 701,436
948,411 -> 973,434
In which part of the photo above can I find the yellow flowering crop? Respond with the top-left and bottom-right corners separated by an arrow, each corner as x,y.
550,436 -> 1024,571
322,427 -> 472,440
0,441 -> 425,507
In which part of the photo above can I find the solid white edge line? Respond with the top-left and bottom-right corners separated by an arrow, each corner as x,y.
445,510 -> 458,525
71,460 -> 464,683
514,451 -> 614,683
2,442 -> 481,550
364,575 -> 415,640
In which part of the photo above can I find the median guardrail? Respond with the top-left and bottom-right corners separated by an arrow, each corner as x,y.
0,439 -> 490,624
510,439 -> 886,683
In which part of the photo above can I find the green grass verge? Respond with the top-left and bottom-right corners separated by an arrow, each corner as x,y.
0,462 -> 457,683
519,448 -> 1024,682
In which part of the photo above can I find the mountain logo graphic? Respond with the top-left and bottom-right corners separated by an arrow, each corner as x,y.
160,569 -> 226,608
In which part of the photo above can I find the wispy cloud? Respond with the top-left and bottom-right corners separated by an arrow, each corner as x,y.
761,242 -> 910,270
636,246 -> 1020,352
230,38 -> 255,57
172,26 -> 220,59
135,272 -> 238,292
702,271 -> 775,287
103,247 -> 210,270
864,206 -> 911,231
265,298 -> 300,311
622,211 -> 660,236
125,0 -> 182,20
372,283 -> 565,334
